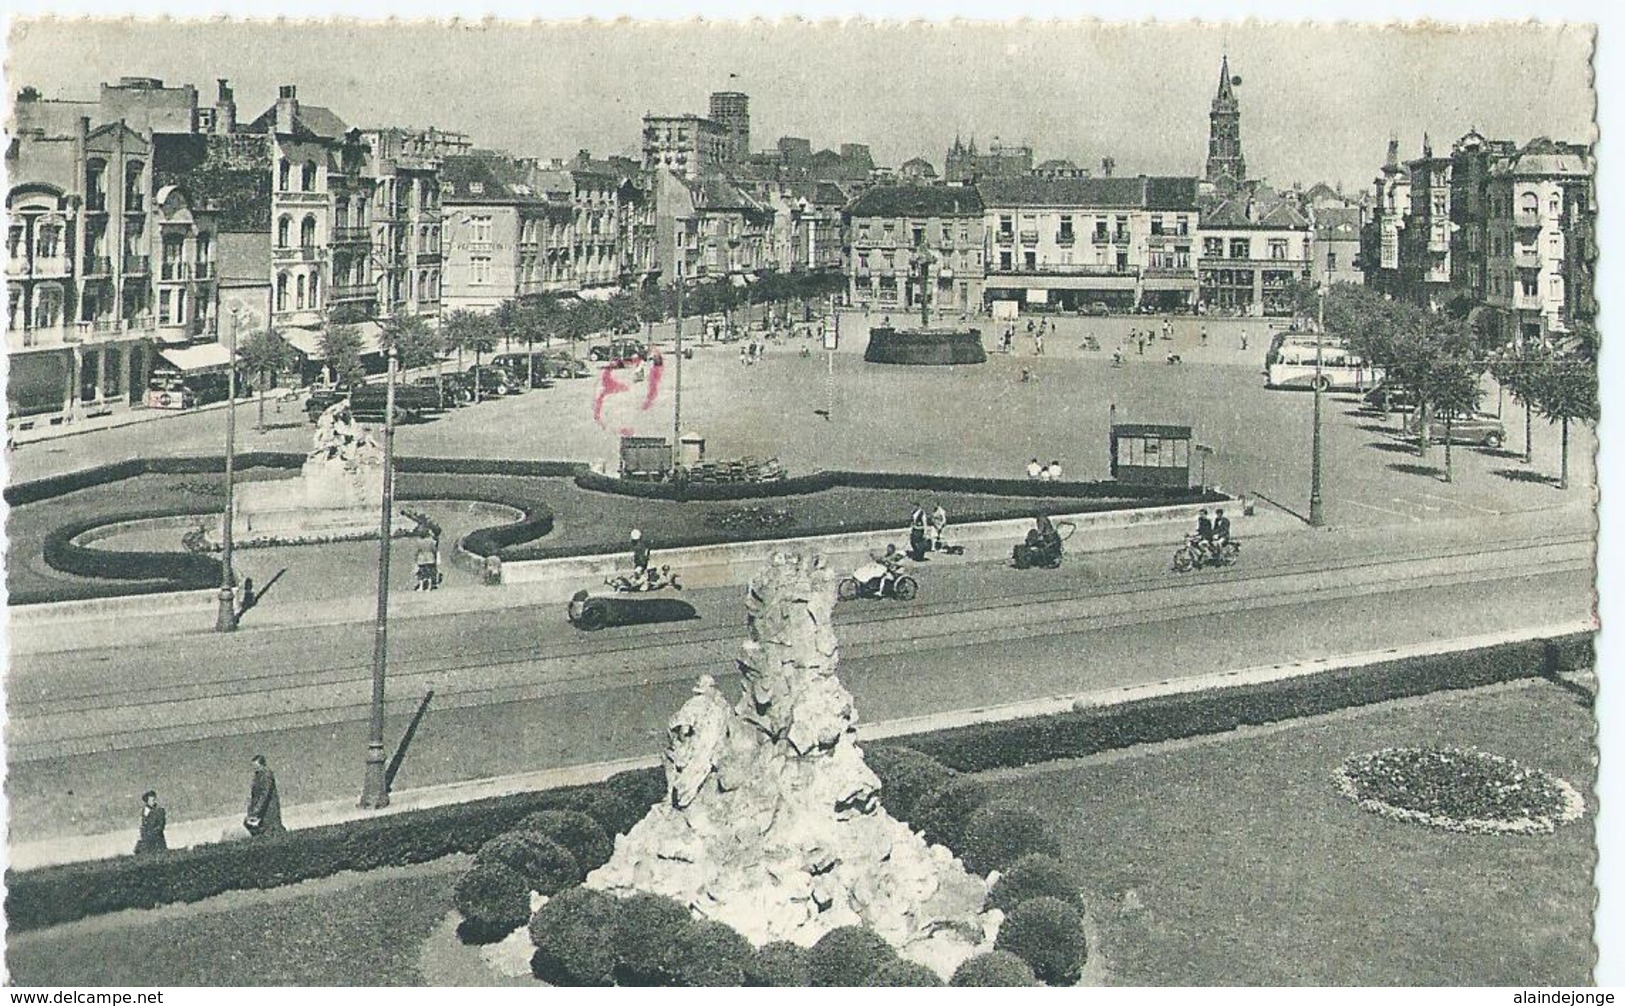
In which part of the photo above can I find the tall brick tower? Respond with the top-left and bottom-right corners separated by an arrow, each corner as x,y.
1206,55 -> 1246,195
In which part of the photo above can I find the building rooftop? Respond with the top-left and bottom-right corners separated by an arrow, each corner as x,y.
976,175 -> 1198,211
847,184 -> 984,218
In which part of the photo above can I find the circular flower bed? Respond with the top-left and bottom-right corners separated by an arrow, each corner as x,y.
1335,747 -> 1586,835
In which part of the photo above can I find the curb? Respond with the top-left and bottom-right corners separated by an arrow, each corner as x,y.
6,617 -> 1593,873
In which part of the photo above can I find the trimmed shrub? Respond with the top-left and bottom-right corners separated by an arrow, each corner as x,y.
604,768 -> 668,821
987,854 -> 1085,915
743,940 -> 812,987
662,920 -> 757,986
912,778 -> 993,849
529,886 -> 623,987
43,511 -> 223,588
452,861 -> 531,941
808,925 -> 899,987
995,895 -> 1087,985
563,786 -> 646,841
869,958 -> 944,986
612,891 -> 695,986
864,745 -> 955,825
950,950 -> 1040,987
515,810 -> 615,872
474,832 -> 580,895
957,801 -> 1060,876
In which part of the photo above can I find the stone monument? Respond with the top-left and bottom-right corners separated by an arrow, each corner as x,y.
585,552 -> 1001,980
225,399 -> 391,546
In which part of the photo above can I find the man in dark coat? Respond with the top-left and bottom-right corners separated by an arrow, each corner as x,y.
135,790 -> 167,854
245,754 -> 284,837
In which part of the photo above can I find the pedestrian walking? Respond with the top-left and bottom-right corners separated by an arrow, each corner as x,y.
135,789 -> 167,854
1034,330 -> 1044,356
1027,457 -> 1043,480
244,754 -> 284,837
1200,324 -> 1209,347
1240,330 -> 1249,351
1048,459 -> 1064,482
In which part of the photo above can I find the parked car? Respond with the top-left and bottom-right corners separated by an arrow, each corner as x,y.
465,364 -> 524,397
491,352 -> 562,388
587,339 -> 649,363
545,357 -> 592,380
409,375 -> 469,409
1083,302 -> 1111,317
1409,411 -> 1507,448
1362,383 -> 1416,412
304,382 -> 437,424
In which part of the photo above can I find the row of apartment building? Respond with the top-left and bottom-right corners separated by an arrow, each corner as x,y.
843,176 -> 1354,318
1362,131 -> 1596,346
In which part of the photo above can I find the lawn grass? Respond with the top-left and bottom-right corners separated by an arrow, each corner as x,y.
5,860 -> 463,986
986,678 -> 1597,985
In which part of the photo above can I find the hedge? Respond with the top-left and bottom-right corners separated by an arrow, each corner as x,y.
4,766 -> 663,933
743,941 -> 813,987
453,860 -> 532,941
807,925 -> 900,986
950,950 -> 1040,986
955,801 -> 1059,876
530,886 -> 623,986
987,854 -> 1086,916
43,509 -> 223,591
5,632 -> 1590,932
902,632 -> 1594,774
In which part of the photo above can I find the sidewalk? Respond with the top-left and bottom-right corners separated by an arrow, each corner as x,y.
6,618 -> 1592,872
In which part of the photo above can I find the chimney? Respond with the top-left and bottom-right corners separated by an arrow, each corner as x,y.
215,78 -> 236,135
276,84 -> 298,133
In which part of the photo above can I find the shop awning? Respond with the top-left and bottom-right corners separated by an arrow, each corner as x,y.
280,321 -> 385,360
159,342 -> 234,372
576,286 -> 619,302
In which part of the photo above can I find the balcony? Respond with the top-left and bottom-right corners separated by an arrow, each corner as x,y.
1113,231 -> 1131,244
8,256 -> 72,278
332,283 -> 376,302
123,254 -> 150,274
1428,234 -> 1449,253
1512,209 -> 1542,230
1019,230 -> 1039,245
1143,265 -> 1197,278
159,261 -> 192,281
989,262 -> 1138,277
83,255 -> 113,276
1514,246 -> 1542,269
1055,232 -> 1076,246
1091,232 -> 1111,245
124,194 -> 145,214
274,246 -> 324,263
415,251 -> 443,265
993,231 -> 1014,247
85,193 -> 108,213
275,190 -> 328,206
333,225 -> 370,243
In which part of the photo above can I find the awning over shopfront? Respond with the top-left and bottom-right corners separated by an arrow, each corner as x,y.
280,321 -> 385,360
576,286 -> 620,302
158,342 -> 233,372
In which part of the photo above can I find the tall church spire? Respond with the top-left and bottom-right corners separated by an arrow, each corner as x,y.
1206,55 -> 1246,195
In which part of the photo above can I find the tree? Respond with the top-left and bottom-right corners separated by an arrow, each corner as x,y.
441,309 -> 498,399
236,328 -> 296,432
318,322 -> 366,387
1421,357 -> 1484,482
381,314 -> 443,371
1525,332 -> 1598,491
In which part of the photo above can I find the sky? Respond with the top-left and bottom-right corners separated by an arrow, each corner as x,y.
3,19 -> 1596,193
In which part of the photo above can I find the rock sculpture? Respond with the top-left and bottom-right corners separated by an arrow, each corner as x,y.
585,552 -> 1001,980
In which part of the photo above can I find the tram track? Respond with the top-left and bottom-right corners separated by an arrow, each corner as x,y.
7,530 -> 1593,761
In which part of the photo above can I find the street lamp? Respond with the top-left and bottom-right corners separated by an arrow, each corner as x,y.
673,258 -> 685,450
361,346 -> 399,809
216,305 -> 242,632
910,242 -> 935,328
1308,287 -> 1326,528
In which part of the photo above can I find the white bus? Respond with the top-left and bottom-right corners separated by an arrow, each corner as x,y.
1266,341 -> 1383,391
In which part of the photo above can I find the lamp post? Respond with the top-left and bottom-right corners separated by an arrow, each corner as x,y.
1308,287 -> 1326,528
216,306 -> 242,632
673,260 -> 685,450
361,347 -> 398,809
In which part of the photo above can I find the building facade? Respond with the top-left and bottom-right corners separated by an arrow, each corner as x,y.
358,127 -> 447,328
979,176 -> 1201,312
708,91 -> 750,166
845,185 -> 986,314
1481,139 -> 1595,344
944,137 -> 1033,184
1196,188 -> 1312,316
642,114 -> 732,179
1311,206 -> 1365,288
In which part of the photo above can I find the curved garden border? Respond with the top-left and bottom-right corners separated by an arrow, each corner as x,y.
1334,747 -> 1587,835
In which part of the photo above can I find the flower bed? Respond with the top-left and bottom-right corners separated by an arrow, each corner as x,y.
1334,747 -> 1586,835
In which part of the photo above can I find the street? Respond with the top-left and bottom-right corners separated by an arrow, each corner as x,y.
4,502 -> 1593,844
